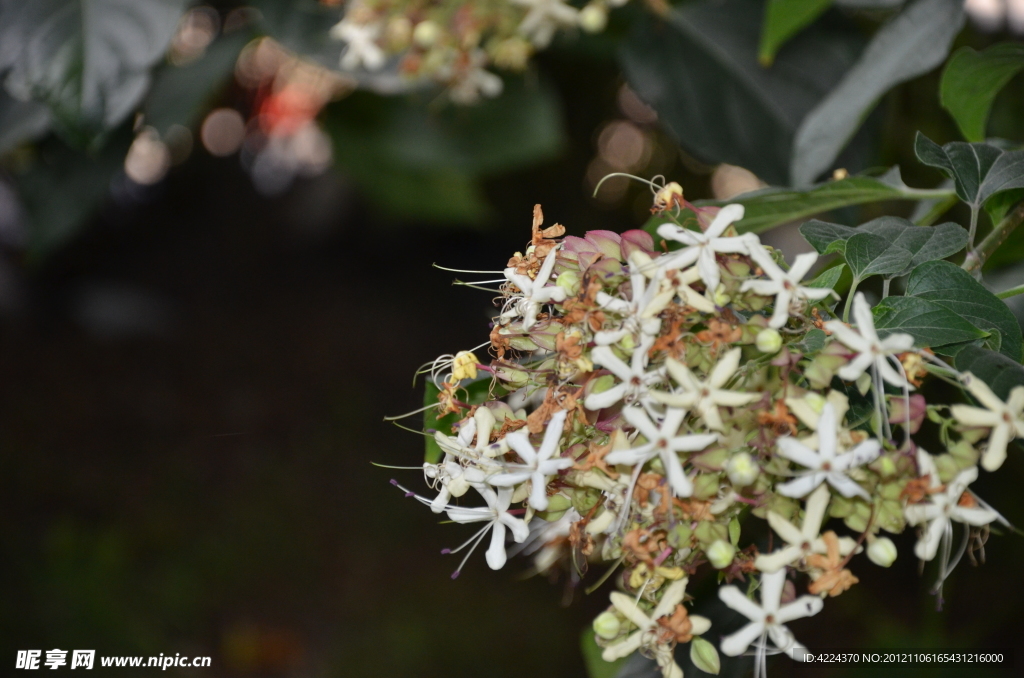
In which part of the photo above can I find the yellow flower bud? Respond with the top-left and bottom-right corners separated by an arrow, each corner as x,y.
755,328 -> 782,353
593,611 -> 621,640
451,351 -> 479,381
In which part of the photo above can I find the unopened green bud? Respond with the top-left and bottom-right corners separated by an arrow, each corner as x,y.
545,494 -> 571,513
705,539 -> 736,569
578,3 -> 608,33
556,270 -> 580,295
867,537 -> 897,567
692,473 -> 720,500
668,522 -> 692,548
412,20 -> 441,48
755,328 -> 782,353
694,521 -> 728,545
875,455 -> 897,478
935,454 -> 959,483
713,284 -> 731,307
593,611 -> 621,640
690,636 -> 721,675
726,451 -> 759,486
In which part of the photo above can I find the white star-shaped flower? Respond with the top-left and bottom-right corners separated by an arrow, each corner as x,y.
774,403 -> 880,499
718,569 -> 823,662
950,372 -> 1024,471
584,336 -> 666,413
603,577 -> 712,678
444,486 -> 530,573
824,292 -> 914,390
489,409 -> 572,510
742,245 -> 833,328
755,485 -> 859,572
593,252 -> 671,345
659,265 -> 716,314
510,0 -> 580,47
501,246 -> 567,330
604,407 -> 718,497
330,17 -> 386,71
651,348 -> 760,431
904,461 -> 999,562
653,204 -> 752,298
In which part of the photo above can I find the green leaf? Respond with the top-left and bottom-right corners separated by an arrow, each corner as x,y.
985,187 -> 1024,225
800,220 -> 858,254
422,378 -> 497,463
954,348 -> 1024,401
0,0 -> 189,144
142,31 -> 251,136
249,0 -> 344,67
620,0 -> 860,185
698,167 -> 954,234
0,89 -> 51,156
323,81 -> 563,222
845,232 -> 912,280
914,133 -> 1024,209
758,0 -> 834,66
872,296 -> 987,349
791,0 -> 965,185
581,629 -> 625,678
940,43 -> 1024,142
15,129 -> 131,258
904,260 -> 1023,360
806,263 -> 845,289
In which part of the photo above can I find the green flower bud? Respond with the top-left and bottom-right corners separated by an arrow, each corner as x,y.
694,520 -> 728,545
867,537 -> 898,567
690,637 -> 721,675
668,522 -> 692,548
556,270 -> 581,295
713,284 -> 731,307
545,493 -> 572,513
705,539 -> 736,569
755,328 -> 782,354
726,451 -> 759,486
935,454 -> 959,483
412,20 -> 441,48
593,611 -> 621,640
692,473 -> 721,500
578,3 -> 608,33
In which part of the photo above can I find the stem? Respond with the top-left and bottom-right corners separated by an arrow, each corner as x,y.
882,277 -> 891,298
997,283 -> 1024,299
962,201 -> 1024,275
968,206 -> 979,249
842,278 -> 861,323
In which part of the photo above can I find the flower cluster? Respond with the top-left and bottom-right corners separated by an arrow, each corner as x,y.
329,0 -> 632,103
392,189 -> 1018,677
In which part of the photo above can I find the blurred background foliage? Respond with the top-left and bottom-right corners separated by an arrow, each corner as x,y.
0,0 -> 1022,676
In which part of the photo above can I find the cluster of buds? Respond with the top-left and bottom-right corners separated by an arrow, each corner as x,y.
328,0 -> 631,103
392,185 -> 1019,677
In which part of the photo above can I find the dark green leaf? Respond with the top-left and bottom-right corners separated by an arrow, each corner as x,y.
941,43 -> 1024,142
800,220 -> 858,254
873,296 -> 987,348
800,216 -> 967,278
620,0 -> 860,185
323,81 -> 563,222
954,348 -> 1024,401
699,167 -> 953,234
15,129 -> 132,258
758,0 -> 834,66
904,260 -> 1023,360
582,630 -> 626,678
791,0 -> 964,185
795,328 -> 828,353
861,217 -> 968,275
806,263 -> 845,289
249,0 -> 344,67
0,0 -> 189,143
914,133 -> 1024,208
0,89 -> 51,156
845,232 -> 912,280
985,187 -> 1024,225
143,31 -> 251,136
